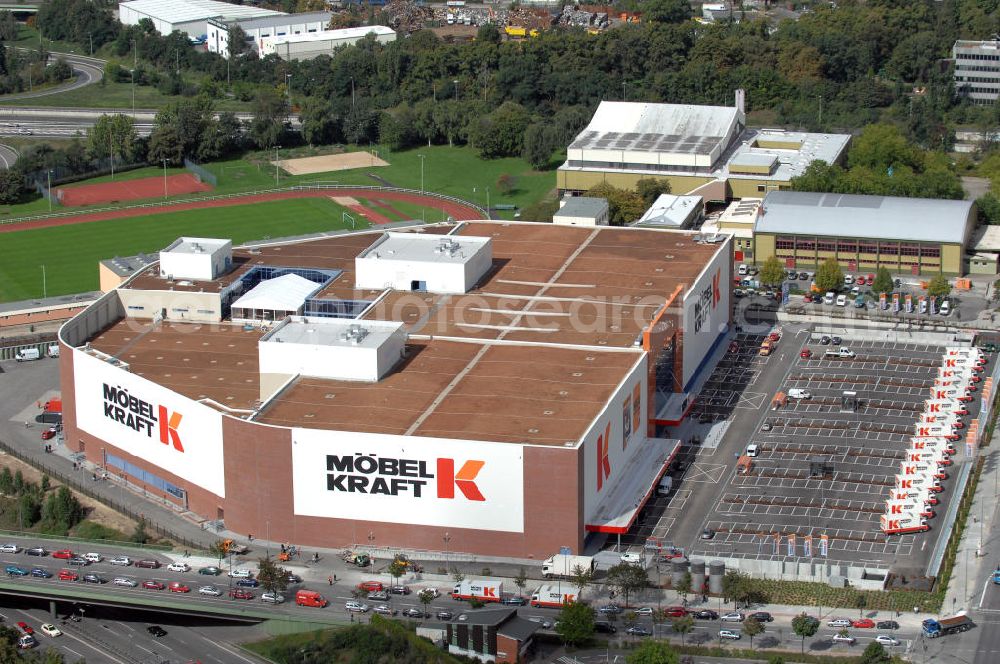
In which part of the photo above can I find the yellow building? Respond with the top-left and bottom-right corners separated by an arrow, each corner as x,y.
558,92 -> 850,201
753,192 -> 976,276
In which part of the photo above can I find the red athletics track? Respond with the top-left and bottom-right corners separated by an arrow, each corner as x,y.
0,189 -> 485,233
57,173 -> 212,206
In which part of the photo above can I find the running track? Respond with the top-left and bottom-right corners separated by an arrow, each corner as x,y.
0,189 -> 485,233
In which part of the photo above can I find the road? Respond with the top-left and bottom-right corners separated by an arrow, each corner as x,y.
0,143 -> 18,169
0,51 -> 104,101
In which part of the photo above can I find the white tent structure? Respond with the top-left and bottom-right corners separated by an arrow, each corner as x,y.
231,273 -> 317,323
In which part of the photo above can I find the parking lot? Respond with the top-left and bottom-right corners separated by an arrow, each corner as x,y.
681,337 -> 991,572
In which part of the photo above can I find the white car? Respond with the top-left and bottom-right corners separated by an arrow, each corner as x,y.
166,563 -> 190,573
745,444 -> 759,457
39,624 -> 61,638
83,553 -> 102,563
832,633 -> 856,644
719,629 -> 741,640
345,601 -> 369,613
261,592 -> 285,604
836,294 -> 847,307
109,556 -> 132,566
824,291 -> 836,305
620,552 -> 642,564
112,577 -> 137,587
0,544 -> 18,554
228,569 -> 252,578
721,612 -> 745,622
634,607 -> 654,616
875,635 -> 899,646
198,585 -> 222,596
827,618 -> 852,628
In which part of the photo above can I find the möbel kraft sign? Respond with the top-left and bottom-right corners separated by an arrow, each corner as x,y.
292,429 -> 524,532
73,351 -> 226,497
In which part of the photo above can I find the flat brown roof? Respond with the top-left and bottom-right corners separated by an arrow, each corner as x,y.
90,221 -> 725,444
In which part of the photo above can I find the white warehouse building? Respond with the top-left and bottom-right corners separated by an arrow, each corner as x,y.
118,0 -> 282,38
260,26 -> 397,61
206,11 -> 333,59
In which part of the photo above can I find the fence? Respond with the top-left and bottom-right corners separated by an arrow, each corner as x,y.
0,335 -> 56,361
0,183 -> 486,228
183,157 -> 217,187
0,438 -> 206,552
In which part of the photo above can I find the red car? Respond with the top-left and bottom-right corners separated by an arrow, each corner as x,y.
852,618 -> 875,629
51,550 -> 74,560
168,582 -> 190,593
664,606 -> 688,618
867,273 -> 875,282
16,622 -> 32,635
803,294 -> 813,303
57,569 -> 78,581
954,408 -> 969,416
142,580 -> 166,591
768,332 -> 781,342
800,349 -> 813,359
856,276 -> 866,286
358,581 -> 383,592
41,428 -> 57,440
229,588 -> 253,600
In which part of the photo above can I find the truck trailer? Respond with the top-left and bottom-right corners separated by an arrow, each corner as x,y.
541,554 -> 594,579
452,578 -> 504,602
529,584 -> 578,608
922,614 -> 973,638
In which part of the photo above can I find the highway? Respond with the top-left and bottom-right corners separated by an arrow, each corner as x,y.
0,51 -> 104,101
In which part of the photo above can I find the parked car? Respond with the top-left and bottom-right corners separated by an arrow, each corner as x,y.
750,612 -> 773,623
135,560 -> 161,569
25,548 -> 47,557
827,618 -> 852,628
261,592 -> 285,604
82,574 -> 106,584
875,635 -> 900,646
30,568 -> 52,579
236,578 -> 259,588
401,608 -> 424,618
701,528 -> 716,539
229,588 -> 254,600
51,550 -> 73,560
166,563 -> 190,573
83,553 -> 102,563
345,601 -> 370,613
67,557 -> 88,566
800,348 -> 813,358
58,570 -> 78,581
634,607 -> 654,616
113,577 -> 136,587
719,629 -> 741,640
357,581 -> 383,592
16,622 -> 33,635
694,609 -> 719,620
5,565 -> 28,576
389,585 -> 410,595
227,568 -> 251,578
832,634 -> 856,645
0,544 -> 18,554
500,595 -> 526,605
620,552 -> 642,564
41,428 -> 57,441
665,606 -> 688,618
373,604 -> 395,615
436,611 -> 454,620
147,626 -> 167,637
198,585 -> 222,596
142,580 -> 165,591
852,618 -> 875,629
198,566 -> 221,575
168,582 -> 190,593
876,620 -> 899,630
626,626 -> 652,636
367,590 -> 389,601
598,604 -> 622,615
39,624 -> 61,638
721,612 -> 745,622
109,556 -> 132,566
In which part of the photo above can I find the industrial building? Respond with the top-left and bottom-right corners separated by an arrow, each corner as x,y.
753,191 -> 977,276
557,92 -> 850,201
118,0 -> 282,38
205,11 -> 333,59
260,26 -> 397,61
953,38 -> 1000,105
58,222 -> 732,558
633,194 -> 703,230
551,196 -> 609,227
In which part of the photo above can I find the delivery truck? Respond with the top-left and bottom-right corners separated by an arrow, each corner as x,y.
922,614 -> 973,638
529,585 -> 578,608
880,514 -> 929,535
889,488 -> 938,506
541,554 -> 594,579
452,578 -> 504,602
885,500 -> 934,518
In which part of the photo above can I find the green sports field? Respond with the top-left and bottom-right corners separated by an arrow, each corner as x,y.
0,198 -> 362,302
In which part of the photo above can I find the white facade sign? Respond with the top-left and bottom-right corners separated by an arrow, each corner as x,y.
72,350 -> 226,497
291,429 -> 524,532
681,240 -> 731,388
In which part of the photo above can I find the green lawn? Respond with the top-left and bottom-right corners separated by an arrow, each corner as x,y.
0,197 -> 361,301
59,165 -> 189,188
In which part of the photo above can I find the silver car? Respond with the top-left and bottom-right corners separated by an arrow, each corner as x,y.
0,544 -> 19,554
261,592 -> 285,604
198,585 -> 222,596
113,577 -> 137,587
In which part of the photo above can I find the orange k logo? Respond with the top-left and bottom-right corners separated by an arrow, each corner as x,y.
597,422 -> 611,491
158,406 -> 184,452
437,459 -> 485,501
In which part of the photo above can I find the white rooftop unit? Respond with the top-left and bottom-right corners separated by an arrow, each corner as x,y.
159,237 -> 232,281
230,273 -> 317,323
355,232 -> 493,294
259,317 -> 406,382
634,194 -> 703,229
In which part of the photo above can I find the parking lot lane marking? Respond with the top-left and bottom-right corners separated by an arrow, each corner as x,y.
115,621 -> 135,633
59,629 -> 129,664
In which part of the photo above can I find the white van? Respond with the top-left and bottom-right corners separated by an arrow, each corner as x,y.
939,300 -> 951,316
788,389 -> 812,400
84,552 -> 102,563
47,345 -> 59,358
657,476 -> 673,496
15,348 -> 40,362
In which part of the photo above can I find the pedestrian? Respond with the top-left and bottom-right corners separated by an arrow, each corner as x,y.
280,544 -> 286,553
334,574 -> 338,583
328,576 -> 333,586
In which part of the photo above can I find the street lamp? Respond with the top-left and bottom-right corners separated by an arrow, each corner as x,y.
46,170 -> 52,213
130,39 -> 136,71
350,77 -> 355,110
40,265 -> 46,299
453,79 -> 459,100
443,532 -> 451,566
274,145 -> 280,186
622,81 -> 627,101
130,68 -> 136,119
285,72 -> 292,106
418,153 -> 425,193
161,159 -> 168,198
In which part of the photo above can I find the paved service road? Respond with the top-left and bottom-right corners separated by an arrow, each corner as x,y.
0,143 -> 18,169
0,51 -> 104,102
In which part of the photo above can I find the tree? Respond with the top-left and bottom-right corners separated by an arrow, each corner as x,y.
814,257 -> 844,293
636,178 -> 671,207
472,102 -> 530,159
555,601 -> 594,646
88,113 -> 140,163
228,25 -> 251,58
570,563 -> 594,599
871,267 -> 893,295
131,516 -> 150,544
0,11 -> 17,42
671,614 -> 694,645
513,567 -> 528,598
301,99 -> 339,146
768,657 -> 786,664
624,610 -> 637,626
642,0 -> 692,24
476,23 -> 501,45
605,562 -> 648,608
256,555 -> 290,597
721,570 -> 748,608
496,174 -> 517,196
791,613 -> 819,654
450,567 -> 464,584
860,641 -> 891,664
209,539 -> 228,563
759,256 -> 786,288
586,182 -> 646,225
418,588 -> 435,613
927,275 -> 951,299
522,123 -> 558,170
250,87 -> 289,149
743,616 -> 765,649
626,640 -> 680,664
855,592 -> 868,618
0,168 -> 24,204
387,559 -> 407,588
0,467 -> 12,495
651,608 -> 668,637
